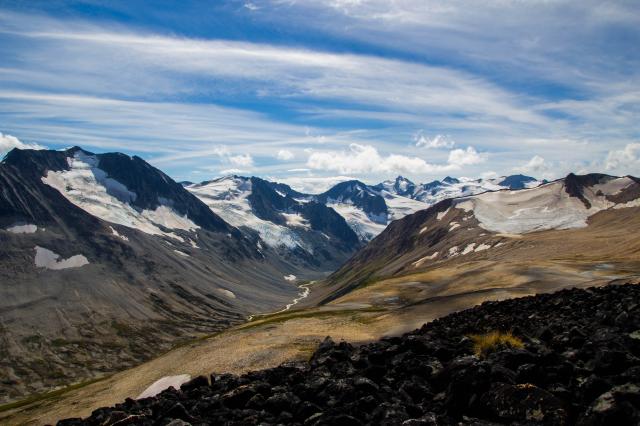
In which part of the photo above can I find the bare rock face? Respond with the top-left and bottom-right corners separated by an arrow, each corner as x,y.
59,283 -> 640,425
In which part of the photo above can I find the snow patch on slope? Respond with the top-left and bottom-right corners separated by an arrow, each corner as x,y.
109,226 -> 129,241
34,246 -> 89,270
282,213 -> 311,229
437,208 -> 450,221
614,198 -> 640,209
173,250 -> 190,257
462,243 -> 476,255
6,224 -> 37,234
412,252 -> 439,267
137,375 -> 191,399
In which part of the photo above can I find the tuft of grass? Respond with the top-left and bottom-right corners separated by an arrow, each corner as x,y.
469,331 -> 524,358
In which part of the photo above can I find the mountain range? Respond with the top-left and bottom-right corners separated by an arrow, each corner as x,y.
3,145 -> 639,416
186,173 -> 545,243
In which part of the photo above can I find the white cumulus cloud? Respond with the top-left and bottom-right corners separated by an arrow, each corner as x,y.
219,168 -> 249,176
414,132 -> 455,149
605,143 -> 640,173
515,155 -> 554,179
228,154 -> 254,167
274,175 -> 359,194
447,147 -> 486,167
0,132 -> 45,157
276,149 -> 295,161
306,143 -> 484,175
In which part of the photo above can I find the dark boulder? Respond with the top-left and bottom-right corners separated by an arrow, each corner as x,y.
482,382 -> 567,424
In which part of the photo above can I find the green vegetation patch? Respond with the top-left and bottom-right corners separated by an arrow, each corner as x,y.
241,307 -> 385,331
0,376 -> 108,414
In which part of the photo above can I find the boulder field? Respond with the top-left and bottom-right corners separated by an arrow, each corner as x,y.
59,284 -> 640,425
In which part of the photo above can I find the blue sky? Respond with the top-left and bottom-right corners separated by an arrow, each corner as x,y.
0,0 -> 638,192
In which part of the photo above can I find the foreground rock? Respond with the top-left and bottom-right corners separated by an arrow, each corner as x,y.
59,284 -> 640,425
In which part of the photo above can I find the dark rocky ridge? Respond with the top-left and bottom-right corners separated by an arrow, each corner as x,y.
563,173 -> 614,209
315,180 -> 388,222
372,176 -> 417,197
1,147 -> 233,233
497,174 -> 538,190
60,283 -> 640,425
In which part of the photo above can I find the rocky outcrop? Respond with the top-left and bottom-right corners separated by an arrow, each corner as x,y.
497,174 -> 539,190
59,283 -> 640,425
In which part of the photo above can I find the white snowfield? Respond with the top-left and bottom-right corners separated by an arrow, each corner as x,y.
187,177 -> 310,251
382,191 -> 429,221
5,224 -> 38,234
284,274 -> 297,282
327,203 -> 387,241
43,152 -> 198,241
34,246 -> 89,270
327,187 -> 424,240
412,176 -> 540,205
456,177 -> 638,235
137,374 -> 191,399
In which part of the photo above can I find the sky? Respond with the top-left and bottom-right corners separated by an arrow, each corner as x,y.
0,0 -> 638,193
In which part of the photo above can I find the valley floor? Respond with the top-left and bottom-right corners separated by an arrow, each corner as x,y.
2,255 -> 639,424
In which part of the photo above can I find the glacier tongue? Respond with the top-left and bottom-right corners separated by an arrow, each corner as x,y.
187,177 -> 310,251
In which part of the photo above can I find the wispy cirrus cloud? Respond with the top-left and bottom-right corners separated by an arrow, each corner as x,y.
0,3 -> 638,183
0,10 -> 548,129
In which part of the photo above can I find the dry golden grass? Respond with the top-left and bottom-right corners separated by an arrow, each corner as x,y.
469,331 -> 524,358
